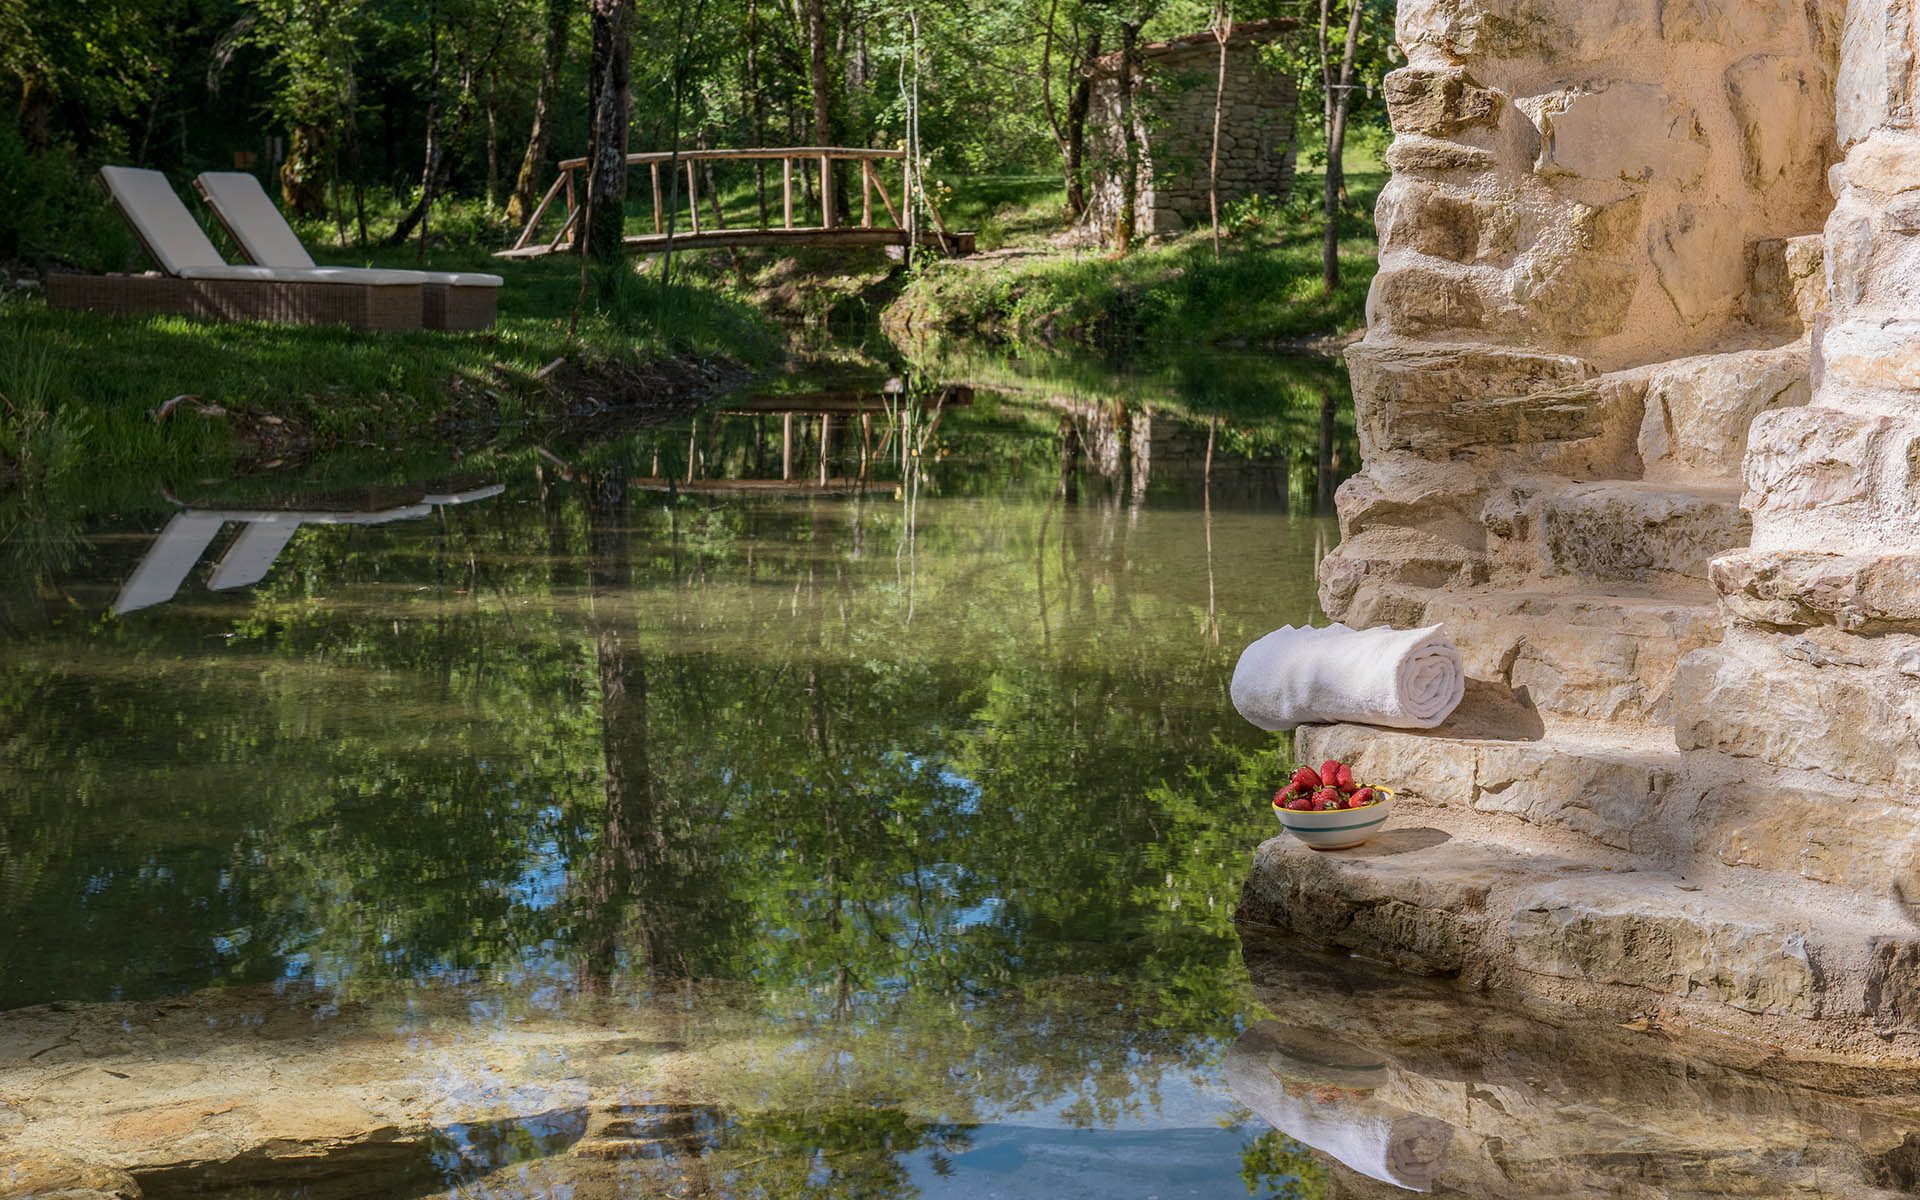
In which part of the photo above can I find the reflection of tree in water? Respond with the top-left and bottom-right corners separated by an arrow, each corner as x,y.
1240,1128 -> 1330,1199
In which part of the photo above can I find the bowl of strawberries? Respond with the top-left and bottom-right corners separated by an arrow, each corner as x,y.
1272,759 -> 1394,850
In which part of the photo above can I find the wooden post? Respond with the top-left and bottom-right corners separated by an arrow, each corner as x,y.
782,158 -> 793,229
782,412 -> 793,480
687,417 -> 698,483
902,159 -> 913,241
819,153 -> 834,228
861,160 -> 872,228
819,414 -> 831,485
686,161 -> 700,234
651,163 -> 662,233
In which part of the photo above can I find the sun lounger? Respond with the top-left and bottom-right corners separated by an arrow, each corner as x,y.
44,166 -> 424,330
195,171 -> 503,331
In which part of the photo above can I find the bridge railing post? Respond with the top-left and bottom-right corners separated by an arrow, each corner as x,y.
861,160 -> 872,228
819,153 -> 834,229
783,158 -> 793,229
650,164 -> 662,234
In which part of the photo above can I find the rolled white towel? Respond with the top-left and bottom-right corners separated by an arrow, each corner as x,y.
1230,622 -> 1465,732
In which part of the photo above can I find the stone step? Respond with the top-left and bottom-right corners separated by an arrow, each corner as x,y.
1297,685 -> 1920,898
1633,340 -> 1811,482
1237,807 -> 1920,1057
1492,478 -> 1751,584
1339,581 -> 1723,725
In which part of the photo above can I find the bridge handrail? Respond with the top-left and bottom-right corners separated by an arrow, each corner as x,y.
553,146 -> 907,170
508,144 -> 943,256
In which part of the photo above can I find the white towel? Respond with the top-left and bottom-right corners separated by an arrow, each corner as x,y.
1230,622 -> 1465,732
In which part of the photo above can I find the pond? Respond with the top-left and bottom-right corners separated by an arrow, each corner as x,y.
5,345 -> 1920,1199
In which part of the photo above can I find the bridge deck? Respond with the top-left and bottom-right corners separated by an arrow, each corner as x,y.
495,225 -> 972,260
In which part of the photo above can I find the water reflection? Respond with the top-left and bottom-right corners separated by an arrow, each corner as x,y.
1233,933 -> 1920,1197
110,483 -> 506,614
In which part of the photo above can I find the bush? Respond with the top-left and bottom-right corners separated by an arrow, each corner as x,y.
0,128 -> 143,272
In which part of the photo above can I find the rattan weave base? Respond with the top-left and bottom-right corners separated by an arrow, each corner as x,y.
45,272 -> 423,331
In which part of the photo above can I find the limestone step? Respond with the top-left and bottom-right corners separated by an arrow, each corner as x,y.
1237,807 -> 1919,1057
1633,340 -> 1810,482
1494,478 -> 1751,584
1298,688 -> 1920,898
1340,581 -> 1723,725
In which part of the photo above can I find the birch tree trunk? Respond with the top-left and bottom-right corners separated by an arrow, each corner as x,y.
583,0 -> 633,264
1321,0 -> 1362,290
806,0 -> 834,223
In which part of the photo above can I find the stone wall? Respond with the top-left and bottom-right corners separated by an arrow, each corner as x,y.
1239,0 -> 1920,1060
1083,22 -> 1299,239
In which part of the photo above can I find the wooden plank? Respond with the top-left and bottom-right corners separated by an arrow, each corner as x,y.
818,413 -> 831,485
686,160 -> 700,234
498,225 -> 973,258
861,160 -> 872,228
547,204 -> 580,252
556,146 -> 908,169
782,413 -> 793,480
782,159 -> 793,229
511,172 -> 568,250
629,477 -> 893,497
871,174 -> 901,228
819,154 -> 833,229
651,163 -> 662,233
721,388 -> 974,414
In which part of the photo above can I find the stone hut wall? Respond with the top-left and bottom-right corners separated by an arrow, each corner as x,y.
1083,23 -> 1300,239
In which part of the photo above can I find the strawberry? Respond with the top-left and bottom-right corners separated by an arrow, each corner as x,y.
1320,761 -> 1343,787
1345,794 -> 1368,809
1290,766 -> 1322,791
1350,787 -> 1377,807
1335,763 -> 1355,789
1312,787 -> 1342,810
1285,796 -> 1316,811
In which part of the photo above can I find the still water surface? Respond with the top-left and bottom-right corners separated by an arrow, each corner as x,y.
6,354 -> 1920,1198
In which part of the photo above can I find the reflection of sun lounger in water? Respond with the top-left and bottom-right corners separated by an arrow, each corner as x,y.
1225,1021 -> 1454,1193
112,484 -> 505,615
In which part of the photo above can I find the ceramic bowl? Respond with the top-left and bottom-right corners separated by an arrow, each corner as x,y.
1273,788 -> 1395,850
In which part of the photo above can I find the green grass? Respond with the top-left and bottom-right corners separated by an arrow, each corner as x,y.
1,193 -> 783,482
887,171 -> 1383,350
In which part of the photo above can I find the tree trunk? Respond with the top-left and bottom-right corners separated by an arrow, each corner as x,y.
484,70 -> 500,208
583,0 -> 633,264
1112,21 -> 1142,255
746,0 -> 769,226
280,123 -> 329,217
806,0 -> 833,221
1065,29 -> 1098,221
1321,0 -> 1362,291
1209,7 -> 1232,257
507,0 -> 570,227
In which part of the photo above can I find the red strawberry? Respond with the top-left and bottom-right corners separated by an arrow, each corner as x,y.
1350,787 -> 1377,807
1336,763 -> 1355,789
1291,766 -> 1322,791
1345,794 -> 1367,809
1285,796 -> 1316,811
1312,787 -> 1342,810
1320,761 -> 1343,787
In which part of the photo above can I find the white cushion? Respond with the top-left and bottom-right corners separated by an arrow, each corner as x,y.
413,271 -> 504,288
194,172 -> 317,269
99,165 -> 229,274
175,263 -> 421,287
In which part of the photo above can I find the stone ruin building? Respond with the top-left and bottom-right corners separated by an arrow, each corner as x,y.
1239,0 -> 1920,1063
1082,20 -> 1300,239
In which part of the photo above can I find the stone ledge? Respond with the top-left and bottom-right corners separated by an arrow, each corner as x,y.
1712,548 -> 1920,632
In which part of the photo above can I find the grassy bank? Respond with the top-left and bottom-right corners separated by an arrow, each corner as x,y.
885,170 -> 1383,350
0,202 -> 782,487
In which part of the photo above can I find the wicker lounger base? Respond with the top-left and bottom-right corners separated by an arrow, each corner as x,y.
45,272 -> 424,331
423,283 -> 500,331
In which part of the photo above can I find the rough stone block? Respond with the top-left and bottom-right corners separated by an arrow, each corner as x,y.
1638,342 -> 1810,479
1743,405 -> 1889,513
1333,456 -> 1489,548
1509,880 -> 1822,1017
1317,526 -> 1489,619
1745,235 -> 1826,331
1711,547 -> 1920,632
1384,67 -> 1504,136
1508,246 -> 1641,339
1526,83 -> 1708,187
1821,317 -> 1920,399
1386,136 -> 1498,175
1649,203 -> 1750,326
1673,629 -> 1920,789
1372,263 -> 1492,333
1398,0 -> 1655,63
1866,939 -> 1920,1034
1377,179 -> 1519,262
1726,55 -> 1834,200
1345,340 -> 1616,461
1659,0 -> 1804,46
1533,481 -> 1750,581
1706,771 -> 1920,893
1834,0 -> 1919,146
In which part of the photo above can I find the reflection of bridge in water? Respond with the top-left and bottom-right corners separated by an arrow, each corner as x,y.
632,384 -> 973,496
113,484 -> 504,615
499,147 -> 974,260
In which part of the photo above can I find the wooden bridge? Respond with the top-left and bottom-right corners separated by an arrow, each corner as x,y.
498,147 -> 972,260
